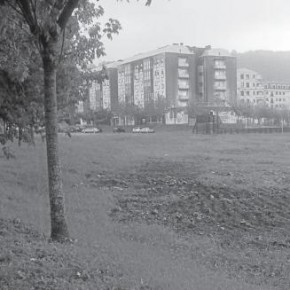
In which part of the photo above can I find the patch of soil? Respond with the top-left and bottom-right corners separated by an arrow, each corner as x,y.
105,160 -> 290,290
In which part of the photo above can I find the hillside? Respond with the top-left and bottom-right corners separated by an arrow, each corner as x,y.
237,50 -> 290,82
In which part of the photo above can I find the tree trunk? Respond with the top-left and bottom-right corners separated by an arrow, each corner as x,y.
42,43 -> 69,242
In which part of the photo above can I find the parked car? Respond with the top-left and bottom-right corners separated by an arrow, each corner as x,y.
140,127 -> 155,133
113,127 -> 126,133
132,127 -> 141,133
82,127 -> 102,134
69,125 -> 84,133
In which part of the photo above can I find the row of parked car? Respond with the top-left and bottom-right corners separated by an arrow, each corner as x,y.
79,126 -> 155,134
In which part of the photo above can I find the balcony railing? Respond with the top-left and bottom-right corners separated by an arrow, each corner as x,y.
178,84 -> 189,89
178,62 -> 189,67
214,75 -> 226,80
178,95 -> 189,101
178,72 -> 189,78
214,64 -> 226,69
214,86 -> 226,90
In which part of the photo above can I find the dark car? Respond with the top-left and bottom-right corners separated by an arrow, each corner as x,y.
113,127 -> 126,133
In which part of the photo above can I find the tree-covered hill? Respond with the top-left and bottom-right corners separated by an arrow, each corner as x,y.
237,50 -> 290,83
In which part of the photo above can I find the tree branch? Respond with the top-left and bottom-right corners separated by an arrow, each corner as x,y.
28,0 -> 38,27
5,1 -> 26,20
7,16 -> 31,37
15,0 -> 37,34
57,0 -> 79,30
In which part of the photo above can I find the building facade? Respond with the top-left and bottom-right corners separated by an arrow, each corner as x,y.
196,48 -> 237,106
263,82 -> 290,109
116,44 -> 196,124
237,68 -> 290,109
85,44 -> 237,125
87,62 -> 119,112
237,68 -> 264,104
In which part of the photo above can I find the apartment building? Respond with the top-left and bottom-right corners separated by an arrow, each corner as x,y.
195,48 -> 237,105
237,68 -> 290,109
85,44 -> 237,125
237,68 -> 264,104
87,61 -> 119,112
263,82 -> 290,109
117,44 -> 196,124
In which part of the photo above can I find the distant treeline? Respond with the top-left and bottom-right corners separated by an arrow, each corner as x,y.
237,50 -> 290,82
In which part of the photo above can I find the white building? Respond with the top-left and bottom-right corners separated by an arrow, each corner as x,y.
237,68 -> 264,104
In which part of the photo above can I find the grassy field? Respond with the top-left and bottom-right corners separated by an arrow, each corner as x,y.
1,131 -> 290,289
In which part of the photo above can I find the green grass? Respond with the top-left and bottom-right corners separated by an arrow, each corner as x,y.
1,131 -> 290,289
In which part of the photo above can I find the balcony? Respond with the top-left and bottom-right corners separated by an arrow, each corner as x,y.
214,74 -> 226,80
178,73 -> 189,78
178,69 -> 189,78
178,58 -> 189,67
214,86 -> 226,91
178,95 -> 189,101
214,63 -> 226,69
178,62 -> 189,68
178,83 -> 189,89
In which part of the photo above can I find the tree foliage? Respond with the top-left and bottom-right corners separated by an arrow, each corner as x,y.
0,0 -> 123,242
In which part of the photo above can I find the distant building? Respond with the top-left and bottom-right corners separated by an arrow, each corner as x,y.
85,44 -> 237,125
237,68 -> 290,109
87,62 -> 120,112
237,68 -> 264,104
195,48 -> 237,105
263,82 -> 290,109
117,44 -> 196,125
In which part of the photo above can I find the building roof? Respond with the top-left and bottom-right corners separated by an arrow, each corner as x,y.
119,44 -> 194,65
237,68 -> 262,79
237,68 -> 260,74
201,48 -> 233,57
92,61 -> 122,72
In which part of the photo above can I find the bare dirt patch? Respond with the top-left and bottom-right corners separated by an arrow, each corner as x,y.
90,159 -> 290,290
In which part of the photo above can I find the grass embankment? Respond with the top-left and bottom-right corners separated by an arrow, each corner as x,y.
1,131 -> 290,289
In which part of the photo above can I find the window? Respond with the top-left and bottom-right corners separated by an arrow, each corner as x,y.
143,59 -> 151,70
241,91 -> 244,96
241,74 -> 244,79
214,81 -> 226,89
246,91 -> 250,96
246,74 -> 249,79
215,70 -> 226,79
214,59 -> 226,68
178,68 -> 189,78
178,57 -> 189,67
246,83 -> 249,88
178,79 -> 189,89
178,90 -> 188,97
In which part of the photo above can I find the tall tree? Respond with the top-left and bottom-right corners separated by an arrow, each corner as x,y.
0,0 -> 128,242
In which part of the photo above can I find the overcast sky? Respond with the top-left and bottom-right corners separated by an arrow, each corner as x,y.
96,0 -> 290,63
